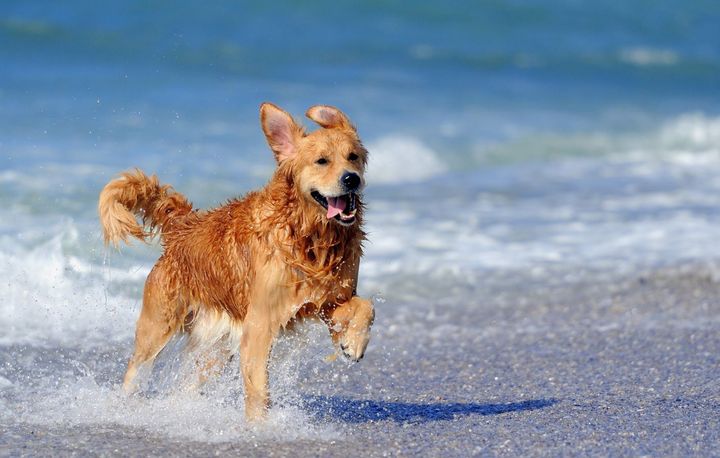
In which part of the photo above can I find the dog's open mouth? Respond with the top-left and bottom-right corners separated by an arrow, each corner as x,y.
311,191 -> 358,225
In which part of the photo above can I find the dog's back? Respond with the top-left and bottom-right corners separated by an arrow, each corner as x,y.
158,197 -> 257,322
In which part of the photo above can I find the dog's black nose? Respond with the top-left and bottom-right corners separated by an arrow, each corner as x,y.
342,172 -> 361,192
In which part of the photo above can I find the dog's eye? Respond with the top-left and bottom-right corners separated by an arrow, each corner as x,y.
348,152 -> 359,161
316,157 -> 328,165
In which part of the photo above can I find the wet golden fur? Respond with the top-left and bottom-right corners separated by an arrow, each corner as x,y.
98,103 -> 375,420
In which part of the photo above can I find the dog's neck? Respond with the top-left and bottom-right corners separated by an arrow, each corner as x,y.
260,167 -> 364,281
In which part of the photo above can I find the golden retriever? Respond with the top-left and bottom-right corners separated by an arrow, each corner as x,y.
98,103 -> 374,420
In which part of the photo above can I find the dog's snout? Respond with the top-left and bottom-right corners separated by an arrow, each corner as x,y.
341,172 -> 361,192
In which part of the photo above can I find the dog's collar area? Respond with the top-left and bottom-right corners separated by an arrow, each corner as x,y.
311,190 -> 357,225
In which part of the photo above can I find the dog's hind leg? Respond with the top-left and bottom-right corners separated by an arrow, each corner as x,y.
123,266 -> 184,393
239,316 -> 274,421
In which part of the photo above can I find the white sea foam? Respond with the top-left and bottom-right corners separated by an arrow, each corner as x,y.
2,312 -> 343,441
619,47 -> 679,66
15,374 -> 337,443
0,222 -> 141,346
365,135 -> 447,184
473,112 -> 720,167
360,113 -> 720,296
658,112 -> 720,151
6,325 -> 341,443
605,113 -> 720,163
0,375 -> 12,389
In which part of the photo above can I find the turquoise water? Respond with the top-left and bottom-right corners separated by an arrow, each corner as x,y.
1,0 -> 720,448
2,0 -> 719,169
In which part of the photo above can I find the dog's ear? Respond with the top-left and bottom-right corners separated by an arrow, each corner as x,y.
306,105 -> 355,132
260,102 -> 303,163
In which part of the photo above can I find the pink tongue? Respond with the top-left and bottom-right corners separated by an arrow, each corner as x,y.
326,196 -> 346,219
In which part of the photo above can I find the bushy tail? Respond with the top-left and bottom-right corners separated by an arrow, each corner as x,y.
98,169 -> 193,247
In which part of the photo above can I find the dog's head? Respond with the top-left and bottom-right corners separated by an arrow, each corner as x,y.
260,103 -> 367,226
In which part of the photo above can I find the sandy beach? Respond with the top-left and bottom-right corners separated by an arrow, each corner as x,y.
3,261 -> 718,456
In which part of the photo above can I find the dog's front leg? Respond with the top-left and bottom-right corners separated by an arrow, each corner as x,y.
239,319 -> 274,421
325,296 -> 375,362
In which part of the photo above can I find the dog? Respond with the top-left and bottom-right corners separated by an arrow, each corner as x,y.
98,103 -> 374,420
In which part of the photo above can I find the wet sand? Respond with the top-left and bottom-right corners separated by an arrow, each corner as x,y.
2,262 -> 719,456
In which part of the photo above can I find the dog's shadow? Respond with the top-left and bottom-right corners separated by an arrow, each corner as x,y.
302,395 -> 558,424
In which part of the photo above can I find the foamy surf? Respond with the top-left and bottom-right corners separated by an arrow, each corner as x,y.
1,321 -> 351,443
366,135 -> 447,184
472,113 -> 720,166
0,222 -> 150,347
12,375 -> 339,443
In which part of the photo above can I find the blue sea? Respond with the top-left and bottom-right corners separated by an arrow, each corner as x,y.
1,0 -> 720,451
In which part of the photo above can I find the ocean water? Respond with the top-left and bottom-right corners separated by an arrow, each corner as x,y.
1,0 -> 720,453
